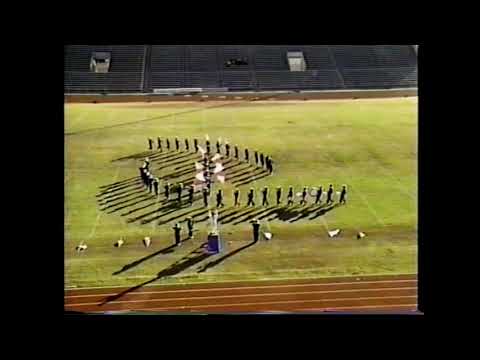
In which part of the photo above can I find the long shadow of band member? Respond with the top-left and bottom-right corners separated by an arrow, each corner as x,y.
247,188 -> 255,207
148,138 -> 153,150
251,219 -> 261,243
173,223 -> 182,246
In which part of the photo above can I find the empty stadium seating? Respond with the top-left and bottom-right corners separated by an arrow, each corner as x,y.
64,45 -> 146,92
64,45 -> 417,93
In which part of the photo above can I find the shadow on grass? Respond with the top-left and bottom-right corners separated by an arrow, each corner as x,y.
99,177 -> 141,190
197,240 -> 257,273
235,172 -> 271,186
112,244 -> 178,276
97,183 -> 144,198
101,243 -> 211,305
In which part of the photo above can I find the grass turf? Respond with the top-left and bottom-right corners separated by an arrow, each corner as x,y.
65,98 -> 417,288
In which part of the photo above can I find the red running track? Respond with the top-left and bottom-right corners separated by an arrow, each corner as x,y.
65,274 -> 418,314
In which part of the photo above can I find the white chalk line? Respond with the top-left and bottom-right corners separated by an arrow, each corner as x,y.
301,303 -> 418,312
66,279 -> 417,299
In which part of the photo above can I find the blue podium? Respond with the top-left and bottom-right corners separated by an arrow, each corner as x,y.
207,232 -> 222,254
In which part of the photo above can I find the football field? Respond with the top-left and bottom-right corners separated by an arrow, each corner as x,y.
65,98 -> 417,289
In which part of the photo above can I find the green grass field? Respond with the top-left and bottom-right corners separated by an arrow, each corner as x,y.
65,98 -> 418,288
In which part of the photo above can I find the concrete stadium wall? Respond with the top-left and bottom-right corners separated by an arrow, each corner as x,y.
65,88 -> 417,104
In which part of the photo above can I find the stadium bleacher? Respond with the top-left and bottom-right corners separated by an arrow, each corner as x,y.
64,45 -> 417,93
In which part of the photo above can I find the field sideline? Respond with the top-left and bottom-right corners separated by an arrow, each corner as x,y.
65,98 -> 417,289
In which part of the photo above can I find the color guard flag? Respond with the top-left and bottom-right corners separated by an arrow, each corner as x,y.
205,134 -> 210,141
357,232 -> 366,239
143,237 -> 151,247
216,175 -> 225,183
213,162 -> 224,174
76,244 -> 87,252
328,229 -> 341,238
195,172 -> 206,182
211,153 -> 222,162
195,162 -> 204,171
198,145 -> 206,156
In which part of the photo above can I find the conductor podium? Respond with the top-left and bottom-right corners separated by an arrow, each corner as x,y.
206,232 -> 222,254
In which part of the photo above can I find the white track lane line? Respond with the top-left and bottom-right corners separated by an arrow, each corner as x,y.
300,303 -> 418,312
66,279 -> 417,299
67,287 -> 417,307
105,295 -> 418,312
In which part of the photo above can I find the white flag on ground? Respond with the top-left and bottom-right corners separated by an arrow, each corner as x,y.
216,175 -> 225,183
213,162 -> 224,174
198,145 -> 206,156
328,229 -> 341,238
195,162 -> 204,171
195,172 -> 206,182
76,244 -> 87,252
143,237 -> 151,247
263,232 -> 273,240
211,153 -> 222,162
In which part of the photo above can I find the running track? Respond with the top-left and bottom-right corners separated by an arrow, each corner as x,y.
65,274 -> 418,314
